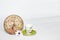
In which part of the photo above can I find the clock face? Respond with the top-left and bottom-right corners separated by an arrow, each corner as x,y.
4,15 -> 24,35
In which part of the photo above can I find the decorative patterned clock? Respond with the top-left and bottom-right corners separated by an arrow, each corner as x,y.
4,14 -> 24,35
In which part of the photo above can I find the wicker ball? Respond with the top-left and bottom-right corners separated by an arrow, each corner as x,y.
4,14 -> 24,35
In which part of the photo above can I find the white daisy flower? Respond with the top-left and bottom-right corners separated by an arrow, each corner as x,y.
15,30 -> 21,36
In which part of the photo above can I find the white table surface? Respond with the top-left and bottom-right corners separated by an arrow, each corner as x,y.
0,16 -> 60,40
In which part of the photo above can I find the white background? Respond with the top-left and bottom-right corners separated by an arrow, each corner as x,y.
0,0 -> 60,19
0,0 -> 60,40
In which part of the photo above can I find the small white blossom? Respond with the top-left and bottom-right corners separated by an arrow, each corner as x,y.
15,30 -> 21,36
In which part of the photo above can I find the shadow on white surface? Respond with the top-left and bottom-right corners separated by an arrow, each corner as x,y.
0,16 -> 60,40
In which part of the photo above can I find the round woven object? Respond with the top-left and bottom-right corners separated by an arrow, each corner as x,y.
4,14 -> 24,35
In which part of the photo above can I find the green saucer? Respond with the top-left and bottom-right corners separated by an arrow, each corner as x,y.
22,30 -> 36,36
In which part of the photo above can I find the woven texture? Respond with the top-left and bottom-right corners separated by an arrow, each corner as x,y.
4,14 -> 24,35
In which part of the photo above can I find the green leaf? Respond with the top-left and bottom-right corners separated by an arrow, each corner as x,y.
22,30 -> 36,36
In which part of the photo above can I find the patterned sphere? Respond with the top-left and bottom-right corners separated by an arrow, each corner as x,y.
4,14 -> 24,35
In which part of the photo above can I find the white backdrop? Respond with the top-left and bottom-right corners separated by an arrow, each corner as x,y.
0,0 -> 60,19
0,0 -> 60,40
